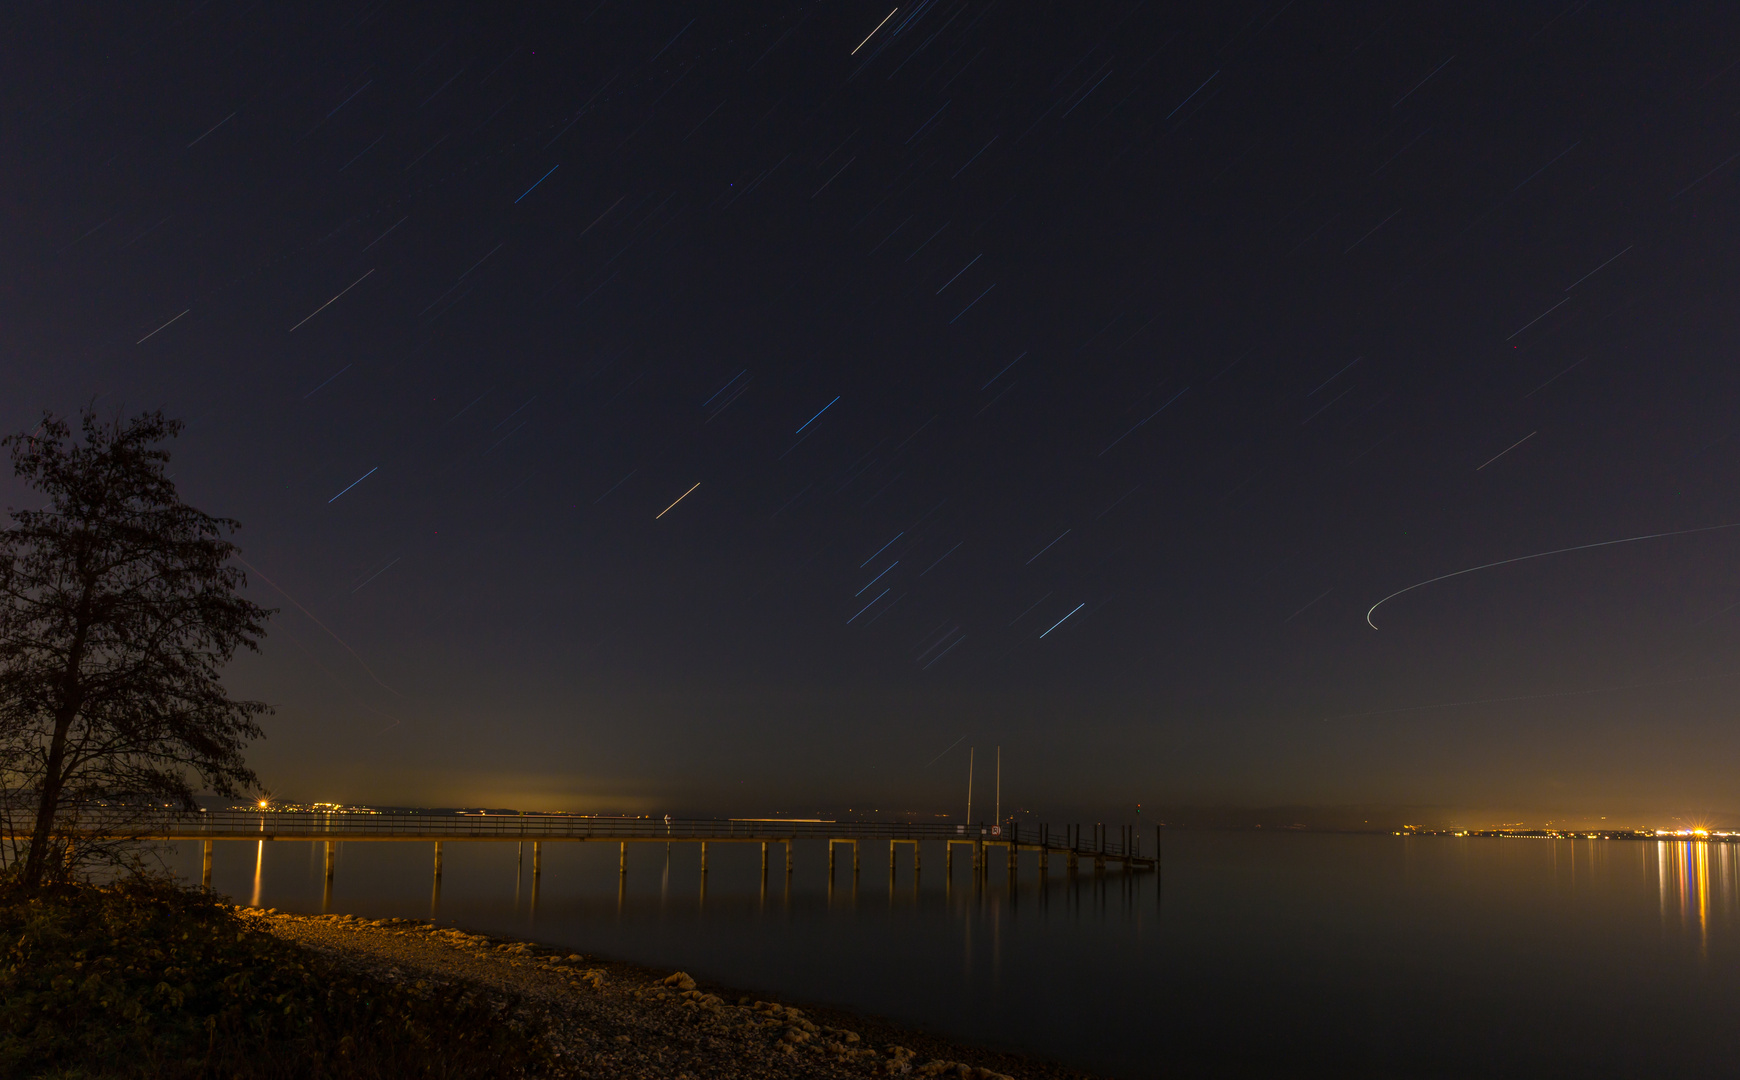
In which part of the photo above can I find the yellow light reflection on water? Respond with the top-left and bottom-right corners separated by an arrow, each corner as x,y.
1653,839 -> 1740,956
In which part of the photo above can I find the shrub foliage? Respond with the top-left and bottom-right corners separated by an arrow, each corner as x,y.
0,879 -> 552,1079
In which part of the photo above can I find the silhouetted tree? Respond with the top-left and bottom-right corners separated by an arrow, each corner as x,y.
0,410 -> 272,889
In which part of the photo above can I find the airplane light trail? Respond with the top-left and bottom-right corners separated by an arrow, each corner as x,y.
1365,521 -> 1740,629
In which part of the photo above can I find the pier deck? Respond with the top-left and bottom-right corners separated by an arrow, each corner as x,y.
34,810 -> 1159,890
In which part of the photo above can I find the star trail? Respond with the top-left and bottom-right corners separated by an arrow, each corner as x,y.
7,1 -> 1740,821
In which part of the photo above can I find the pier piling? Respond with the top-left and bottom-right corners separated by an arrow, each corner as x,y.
67,811 -> 1157,896
826,838 -> 860,876
888,837 -> 922,876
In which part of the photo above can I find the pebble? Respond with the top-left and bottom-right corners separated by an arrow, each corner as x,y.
252,907 -> 1092,1080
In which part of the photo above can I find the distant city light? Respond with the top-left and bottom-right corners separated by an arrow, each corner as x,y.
1396,825 -> 1740,840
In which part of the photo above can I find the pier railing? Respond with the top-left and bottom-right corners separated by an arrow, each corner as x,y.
30,810 -> 1156,862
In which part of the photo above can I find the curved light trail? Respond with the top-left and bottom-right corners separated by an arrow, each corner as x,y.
1365,522 -> 1740,630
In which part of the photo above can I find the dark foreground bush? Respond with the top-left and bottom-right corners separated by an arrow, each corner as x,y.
0,879 -> 554,1079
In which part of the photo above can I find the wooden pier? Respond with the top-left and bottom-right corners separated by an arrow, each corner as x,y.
46,811 -> 1160,892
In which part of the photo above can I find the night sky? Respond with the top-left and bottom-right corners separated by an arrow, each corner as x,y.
7,2 -> 1740,824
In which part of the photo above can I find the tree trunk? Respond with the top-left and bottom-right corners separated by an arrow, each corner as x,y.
21,587 -> 90,891
20,709 -> 75,890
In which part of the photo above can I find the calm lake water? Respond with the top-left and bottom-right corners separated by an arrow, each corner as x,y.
169,830 -> 1740,1078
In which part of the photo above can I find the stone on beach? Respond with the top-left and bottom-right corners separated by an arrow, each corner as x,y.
254,912 -> 1063,1080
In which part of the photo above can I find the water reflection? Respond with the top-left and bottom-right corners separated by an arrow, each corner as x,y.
1656,840 -> 1740,954
429,848 -> 442,921
176,833 -> 1740,1080
529,861 -> 540,926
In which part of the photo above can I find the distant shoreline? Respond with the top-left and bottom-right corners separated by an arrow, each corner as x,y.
1396,829 -> 1740,840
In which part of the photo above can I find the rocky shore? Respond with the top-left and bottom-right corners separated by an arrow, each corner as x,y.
249,907 -> 1098,1080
